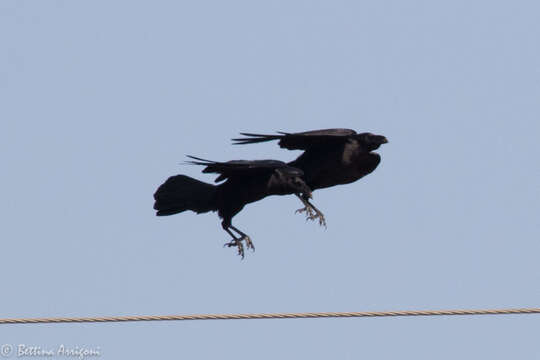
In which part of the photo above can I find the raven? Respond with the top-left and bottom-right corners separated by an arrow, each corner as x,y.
233,129 -> 388,226
153,156 -> 313,258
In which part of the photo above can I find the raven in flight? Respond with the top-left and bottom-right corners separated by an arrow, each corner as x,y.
153,156 -> 312,258
233,129 -> 388,226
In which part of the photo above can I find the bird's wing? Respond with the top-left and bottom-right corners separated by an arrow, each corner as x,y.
186,156 -> 297,182
232,128 -> 357,150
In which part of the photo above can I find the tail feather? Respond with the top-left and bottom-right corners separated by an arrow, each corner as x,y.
153,175 -> 217,216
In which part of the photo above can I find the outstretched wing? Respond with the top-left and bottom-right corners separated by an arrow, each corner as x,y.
186,156 -> 299,182
233,128 -> 357,150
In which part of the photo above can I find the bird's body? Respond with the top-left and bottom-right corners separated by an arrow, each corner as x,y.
153,157 -> 312,257
234,128 -> 387,190
233,129 -> 388,225
289,142 -> 381,190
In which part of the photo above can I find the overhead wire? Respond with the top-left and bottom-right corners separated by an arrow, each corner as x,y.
1,307 -> 539,325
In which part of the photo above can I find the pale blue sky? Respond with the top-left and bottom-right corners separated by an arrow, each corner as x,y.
1,0 -> 539,358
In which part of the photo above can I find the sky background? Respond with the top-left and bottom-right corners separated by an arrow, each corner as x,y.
1,0 -> 540,358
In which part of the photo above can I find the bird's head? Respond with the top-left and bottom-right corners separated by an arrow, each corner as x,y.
289,176 -> 312,199
357,133 -> 388,152
275,167 -> 312,199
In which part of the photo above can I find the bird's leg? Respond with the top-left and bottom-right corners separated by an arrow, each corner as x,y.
230,225 -> 255,253
223,227 -> 246,259
295,196 -> 316,218
294,194 -> 326,228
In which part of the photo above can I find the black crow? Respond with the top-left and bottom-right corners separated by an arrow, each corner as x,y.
153,156 -> 313,258
233,129 -> 388,226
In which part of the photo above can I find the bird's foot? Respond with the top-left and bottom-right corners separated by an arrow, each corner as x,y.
243,235 -> 255,252
295,206 -> 327,228
295,205 -> 314,217
224,238 -> 245,258
224,236 -> 255,259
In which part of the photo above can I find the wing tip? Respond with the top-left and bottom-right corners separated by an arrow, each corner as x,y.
184,155 -> 217,167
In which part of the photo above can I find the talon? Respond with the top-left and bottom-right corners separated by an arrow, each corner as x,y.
243,235 -> 255,252
225,225 -> 253,258
296,205 -> 326,228
224,239 -> 245,259
315,214 -> 327,228
237,242 -> 245,258
296,206 -> 314,217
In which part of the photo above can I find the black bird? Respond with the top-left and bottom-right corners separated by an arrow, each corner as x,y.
153,156 -> 312,258
233,129 -> 388,226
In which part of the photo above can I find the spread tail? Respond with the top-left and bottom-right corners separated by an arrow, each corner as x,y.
153,175 -> 217,216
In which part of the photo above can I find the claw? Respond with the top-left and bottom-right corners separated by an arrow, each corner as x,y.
224,239 -> 245,258
224,235 -> 255,259
295,206 -> 327,228
310,212 -> 326,228
295,206 -> 314,217
243,235 -> 255,252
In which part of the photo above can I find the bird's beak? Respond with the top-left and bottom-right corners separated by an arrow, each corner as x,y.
380,136 -> 388,144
